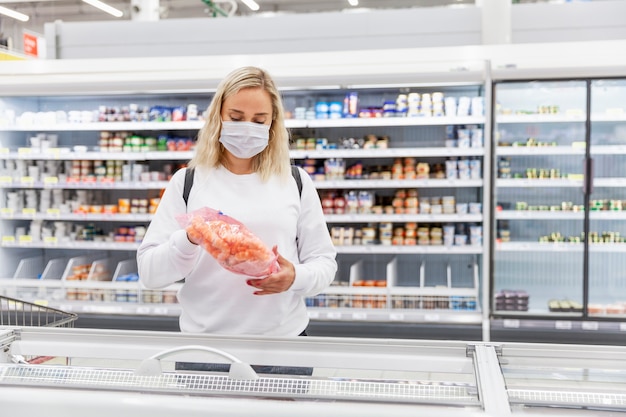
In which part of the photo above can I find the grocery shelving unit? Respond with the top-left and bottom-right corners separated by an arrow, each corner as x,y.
2,52 -> 625,343
490,72 -> 626,344
0,58 -> 493,339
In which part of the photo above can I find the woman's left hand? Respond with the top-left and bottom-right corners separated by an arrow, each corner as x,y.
247,247 -> 295,295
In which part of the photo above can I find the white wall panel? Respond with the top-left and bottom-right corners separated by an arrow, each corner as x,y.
45,7 -> 482,59
512,1 -> 626,44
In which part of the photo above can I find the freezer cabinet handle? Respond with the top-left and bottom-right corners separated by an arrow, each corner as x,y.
135,344 -> 259,380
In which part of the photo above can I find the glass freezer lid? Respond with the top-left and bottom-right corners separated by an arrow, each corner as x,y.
0,363 -> 480,407
499,343 -> 626,413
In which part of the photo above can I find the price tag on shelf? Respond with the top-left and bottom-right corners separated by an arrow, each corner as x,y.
100,178 -> 115,187
136,307 -> 151,315
20,176 -> 35,185
2,235 -> 16,244
46,208 -> 61,217
153,307 -> 169,316
33,300 -> 49,307
389,312 -> 405,321
503,319 -> 520,329
17,147 -> 32,155
352,312 -> 367,320
22,208 -> 36,216
581,321 -> 599,331
18,235 -> 33,244
0,176 -> 12,184
555,321 -> 572,330
424,313 -> 440,322
43,176 -> 59,184
0,147 -> 9,154
43,236 -> 58,244
0,208 -> 13,218
606,108 -> 625,116
326,311 -> 342,320
308,311 -> 320,319
45,148 -> 61,159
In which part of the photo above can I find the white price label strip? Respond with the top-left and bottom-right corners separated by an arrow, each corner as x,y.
581,321 -> 599,331
352,312 -> 367,320
503,319 -> 520,329
326,312 -> 341,320
555,321 -> 572,330
389,313 -> 405,321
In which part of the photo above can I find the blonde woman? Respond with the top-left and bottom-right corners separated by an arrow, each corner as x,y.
137,66 -> 337,337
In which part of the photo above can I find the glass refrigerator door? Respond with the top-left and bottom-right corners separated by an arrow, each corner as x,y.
588,78 -> 626,319
493,80 -> 588,317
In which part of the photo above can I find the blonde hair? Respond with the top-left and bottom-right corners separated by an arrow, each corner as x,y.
189,66 -> 291,181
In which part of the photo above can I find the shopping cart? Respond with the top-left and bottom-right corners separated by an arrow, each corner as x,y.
0,295 -> 77,328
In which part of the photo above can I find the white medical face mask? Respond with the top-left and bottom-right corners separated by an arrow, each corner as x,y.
219,121 -> 270,159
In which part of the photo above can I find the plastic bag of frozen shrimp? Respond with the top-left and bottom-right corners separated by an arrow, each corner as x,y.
176,207 -> 279,277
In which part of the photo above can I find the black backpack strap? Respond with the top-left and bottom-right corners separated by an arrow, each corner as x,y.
183,167 -> 195,209
291,165 -> 302,198
184,166 -> 299,209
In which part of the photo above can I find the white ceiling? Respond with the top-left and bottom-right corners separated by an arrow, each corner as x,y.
0,0 -> 475,27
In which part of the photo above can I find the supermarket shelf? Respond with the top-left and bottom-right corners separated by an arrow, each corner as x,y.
496,114 -> 586,123
0,121 -> 204,132
0,179 -> 169,190
3,301 -> 481,325
317,285 -> 478,299
307,308 -> 482,325
496,145 -> 626,157
0,212 -> 484,223
495,210 -> 583,220
0,178 -> 484,191
491,318 -> 626,333
496,242 -> 626,253
593,178 -> 626,187
0,149 -> 194,161
325,213 -> 483,223
1,212 -> 153,222
335,245 -> 483,255
53,301 -> 182,317
496,178 -> 583,188
590,113 -> 626,122
0,240 -> 140,250
491,319 -> 626,345
495,146 -> 584,156
496,210 -> 626,221
1,117 -> 487,132
286,115 -> 485,129
313,179 -> 483,190
592,145 -> 626,155
0,116 -> 486,132
497,175 -> 618,189
291,147 -> 484,160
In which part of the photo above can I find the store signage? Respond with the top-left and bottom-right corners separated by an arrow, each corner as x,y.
23,32 -> 38,57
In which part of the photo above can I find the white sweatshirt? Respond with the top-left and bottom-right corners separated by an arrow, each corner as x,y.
137,165 -> 337,336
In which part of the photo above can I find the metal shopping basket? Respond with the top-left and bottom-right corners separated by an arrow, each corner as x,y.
0,295 -> 77,328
